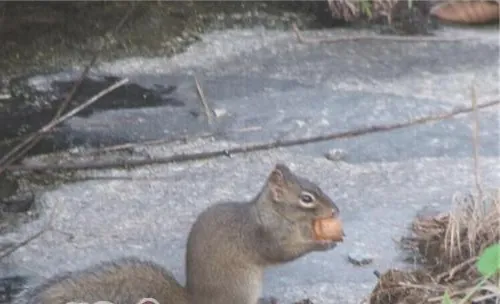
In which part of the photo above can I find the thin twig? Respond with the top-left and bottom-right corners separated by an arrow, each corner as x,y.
0,124 -> 261,149
470,83 -> 483,198
194,74 -> 214,125
39,79 -> 129,134
5,99 -> 499,173
427,291 -> 462,303
75,125 -> 261,155
0,5 -> 135,173
53,55 -> 99,120
426,282 -> 485,302
292,23 -> 477,44
471,292 -> 500,303
0,228 -> 46,260
0,78 -> 129,175
54,2 -> 134,120
0,130 -> 44,172
0,197 -> 60,260
435,256 -> 478,282
68,176 -> 172,181
0,123 -> 63,149
86,132 -> 216,154
397,282 -> 445,291
470,283 -> 500,302
233,126 -> 262,132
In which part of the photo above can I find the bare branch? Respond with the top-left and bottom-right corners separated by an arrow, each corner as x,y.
0,78 -> 129,174
0,197 -> 60,260
0,5 -> 135,174
194,74 -> 214,125
470,83 -> 483,197
5,99 -> 499,173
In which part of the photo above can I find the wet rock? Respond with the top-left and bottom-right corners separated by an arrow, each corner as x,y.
348,249 -> 374,266
324,149 -> 348,162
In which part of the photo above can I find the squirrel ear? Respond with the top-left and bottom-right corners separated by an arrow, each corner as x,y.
268,165 -> 286,186
268,165 -> 287,201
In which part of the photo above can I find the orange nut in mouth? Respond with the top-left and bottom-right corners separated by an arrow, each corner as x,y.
312,217 -> 345,242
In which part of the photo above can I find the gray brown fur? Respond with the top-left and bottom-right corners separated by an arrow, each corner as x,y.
186,163 -> 340,304
15,257 -> 187,304
15,164 -> 341,304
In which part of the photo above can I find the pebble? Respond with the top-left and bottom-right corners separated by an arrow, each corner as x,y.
324,149 -> 347,161
0,93 -> 11,100
348,249 -> 374,266
213,108 -> 227,118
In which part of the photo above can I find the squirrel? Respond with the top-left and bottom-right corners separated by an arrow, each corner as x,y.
15,163 -> 343,304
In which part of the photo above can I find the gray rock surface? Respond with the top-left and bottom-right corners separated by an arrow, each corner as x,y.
4,25 -> 500,303
347,248 -> 374,266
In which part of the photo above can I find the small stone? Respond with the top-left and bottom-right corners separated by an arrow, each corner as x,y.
325,149 -> 347,161
0,93 -> 11,100
213,108 -> 227,118
348,249 -> 374,266
68,147 -> 83,155
295,120 -> 306,128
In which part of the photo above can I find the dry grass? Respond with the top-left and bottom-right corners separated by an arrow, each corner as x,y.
369,189 -> 500,304
326,0 -> 398,22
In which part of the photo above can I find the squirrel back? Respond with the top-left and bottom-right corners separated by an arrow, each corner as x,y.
15,257 -> 187,304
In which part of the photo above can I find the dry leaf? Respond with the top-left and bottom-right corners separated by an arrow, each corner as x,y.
430,0 -> 499,24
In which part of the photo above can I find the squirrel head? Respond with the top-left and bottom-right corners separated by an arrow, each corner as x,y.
263,163 -> 339,222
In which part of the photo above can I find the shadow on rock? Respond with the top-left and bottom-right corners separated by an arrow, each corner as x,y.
0,72 -> 195,158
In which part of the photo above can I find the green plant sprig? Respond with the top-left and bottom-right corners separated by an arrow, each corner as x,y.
441,243 -> 500,304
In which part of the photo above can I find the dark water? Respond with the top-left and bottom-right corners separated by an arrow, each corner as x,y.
0,73 -> 186,157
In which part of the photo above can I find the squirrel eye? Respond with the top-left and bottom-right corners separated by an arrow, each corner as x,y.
299,192 -> 316,207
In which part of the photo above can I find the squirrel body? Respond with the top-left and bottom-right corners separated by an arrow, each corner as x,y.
17,257 -> 187,304
15,164 -> 343,304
